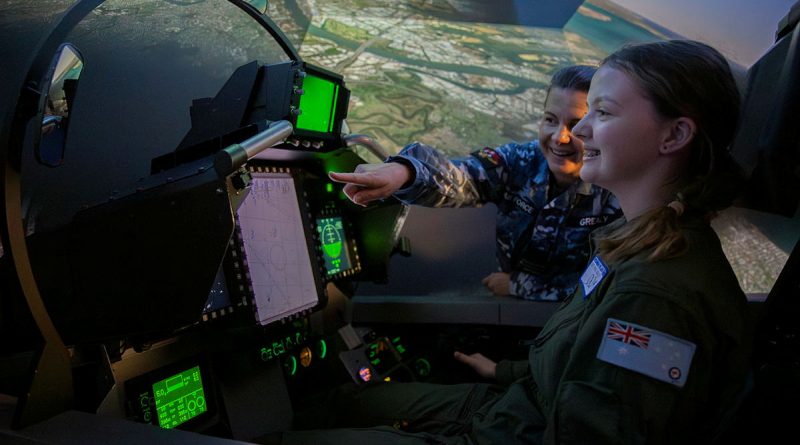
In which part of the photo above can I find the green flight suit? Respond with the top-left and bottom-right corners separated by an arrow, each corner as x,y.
272,216 -> 752,444
520,215 -> 752,443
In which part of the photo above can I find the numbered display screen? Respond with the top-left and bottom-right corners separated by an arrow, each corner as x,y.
153,366 -> 207,429
316,216 -> 352,275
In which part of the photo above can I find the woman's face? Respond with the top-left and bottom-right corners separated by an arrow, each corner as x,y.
539,87 -> 588,187
572,66 -> 671,194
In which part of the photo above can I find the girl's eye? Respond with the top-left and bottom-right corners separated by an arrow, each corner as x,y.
596,109 -> 608,117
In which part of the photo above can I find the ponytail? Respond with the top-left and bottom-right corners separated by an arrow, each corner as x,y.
598,205 -> 688,264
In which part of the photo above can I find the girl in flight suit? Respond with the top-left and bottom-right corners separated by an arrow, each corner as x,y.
266,40 -> 751,445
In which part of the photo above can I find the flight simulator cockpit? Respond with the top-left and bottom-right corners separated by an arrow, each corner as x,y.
1,0 -> 799,443
0,0 -> 408,439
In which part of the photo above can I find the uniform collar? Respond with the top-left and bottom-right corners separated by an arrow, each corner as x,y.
544,177 -> 593,208
588,216 -> 626,257
574,180 -> 593,196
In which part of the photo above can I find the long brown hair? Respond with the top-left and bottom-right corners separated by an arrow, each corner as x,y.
596,40 -> 743,264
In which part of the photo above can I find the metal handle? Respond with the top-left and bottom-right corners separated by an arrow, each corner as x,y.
214,120 -> 293,176
344,133 -> 390,159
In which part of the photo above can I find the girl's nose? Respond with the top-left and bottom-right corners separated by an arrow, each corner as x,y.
572,116 -> 589,140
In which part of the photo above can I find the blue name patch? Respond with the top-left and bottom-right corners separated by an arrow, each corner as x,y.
580,256 -> 608,297
596,318 -> 696,387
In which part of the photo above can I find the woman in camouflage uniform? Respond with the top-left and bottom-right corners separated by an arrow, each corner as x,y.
331,65 -> 621,301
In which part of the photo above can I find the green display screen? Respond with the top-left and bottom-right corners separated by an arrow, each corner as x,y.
316,216 -> 352,275
296,74 -> 339,133
153,366 -> 207,429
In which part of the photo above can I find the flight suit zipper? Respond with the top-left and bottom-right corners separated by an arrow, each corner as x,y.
531,273 -> 597,349
532,309 -> 584,349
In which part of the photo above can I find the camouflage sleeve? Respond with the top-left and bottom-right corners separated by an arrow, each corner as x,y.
390,142 -> 518,208
509,270 -> 578,301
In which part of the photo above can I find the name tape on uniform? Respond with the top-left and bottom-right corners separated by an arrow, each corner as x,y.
580,256 -> 608,297
596,318 -> 696,387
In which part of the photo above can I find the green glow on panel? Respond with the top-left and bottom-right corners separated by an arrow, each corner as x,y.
296,74 -> 338,133
153,366 -> 207,429
284,356 -> 298,376
317,339 -> 328,359
415,358 -> 432,377
317,216 -> 352,275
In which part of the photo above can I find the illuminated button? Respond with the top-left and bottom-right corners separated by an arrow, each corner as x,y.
317,339 -> 328,359
414,358 -> 431,377
284,356 -> 298,377
358,366 -> 372,382
138,393 -> 153,423
299,347 -> 312,368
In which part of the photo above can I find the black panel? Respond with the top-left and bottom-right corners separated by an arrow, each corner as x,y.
732,21 -> 800,217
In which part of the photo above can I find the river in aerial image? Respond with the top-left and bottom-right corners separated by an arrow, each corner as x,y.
267,0 -> 797,295
1,0 -> 794,294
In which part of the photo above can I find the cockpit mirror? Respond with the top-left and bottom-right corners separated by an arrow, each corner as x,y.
37,43 -> 84,167
245,0 -> 268,13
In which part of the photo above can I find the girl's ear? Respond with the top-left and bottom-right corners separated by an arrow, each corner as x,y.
660,117 -> 697,155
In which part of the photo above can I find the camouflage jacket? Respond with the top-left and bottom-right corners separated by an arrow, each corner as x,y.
390,141 -> 621,301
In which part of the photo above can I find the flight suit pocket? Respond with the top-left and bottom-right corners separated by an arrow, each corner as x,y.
552,381 -> 642,444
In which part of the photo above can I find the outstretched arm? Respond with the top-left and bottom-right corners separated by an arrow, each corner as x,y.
332,141 -> 526,208
329,162 -> 412,206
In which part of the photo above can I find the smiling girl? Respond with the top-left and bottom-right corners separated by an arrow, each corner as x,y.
330,65 -> 621,301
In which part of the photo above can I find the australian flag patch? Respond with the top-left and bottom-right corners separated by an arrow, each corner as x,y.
596,318 -> 696,387
477,147 -> 502,166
